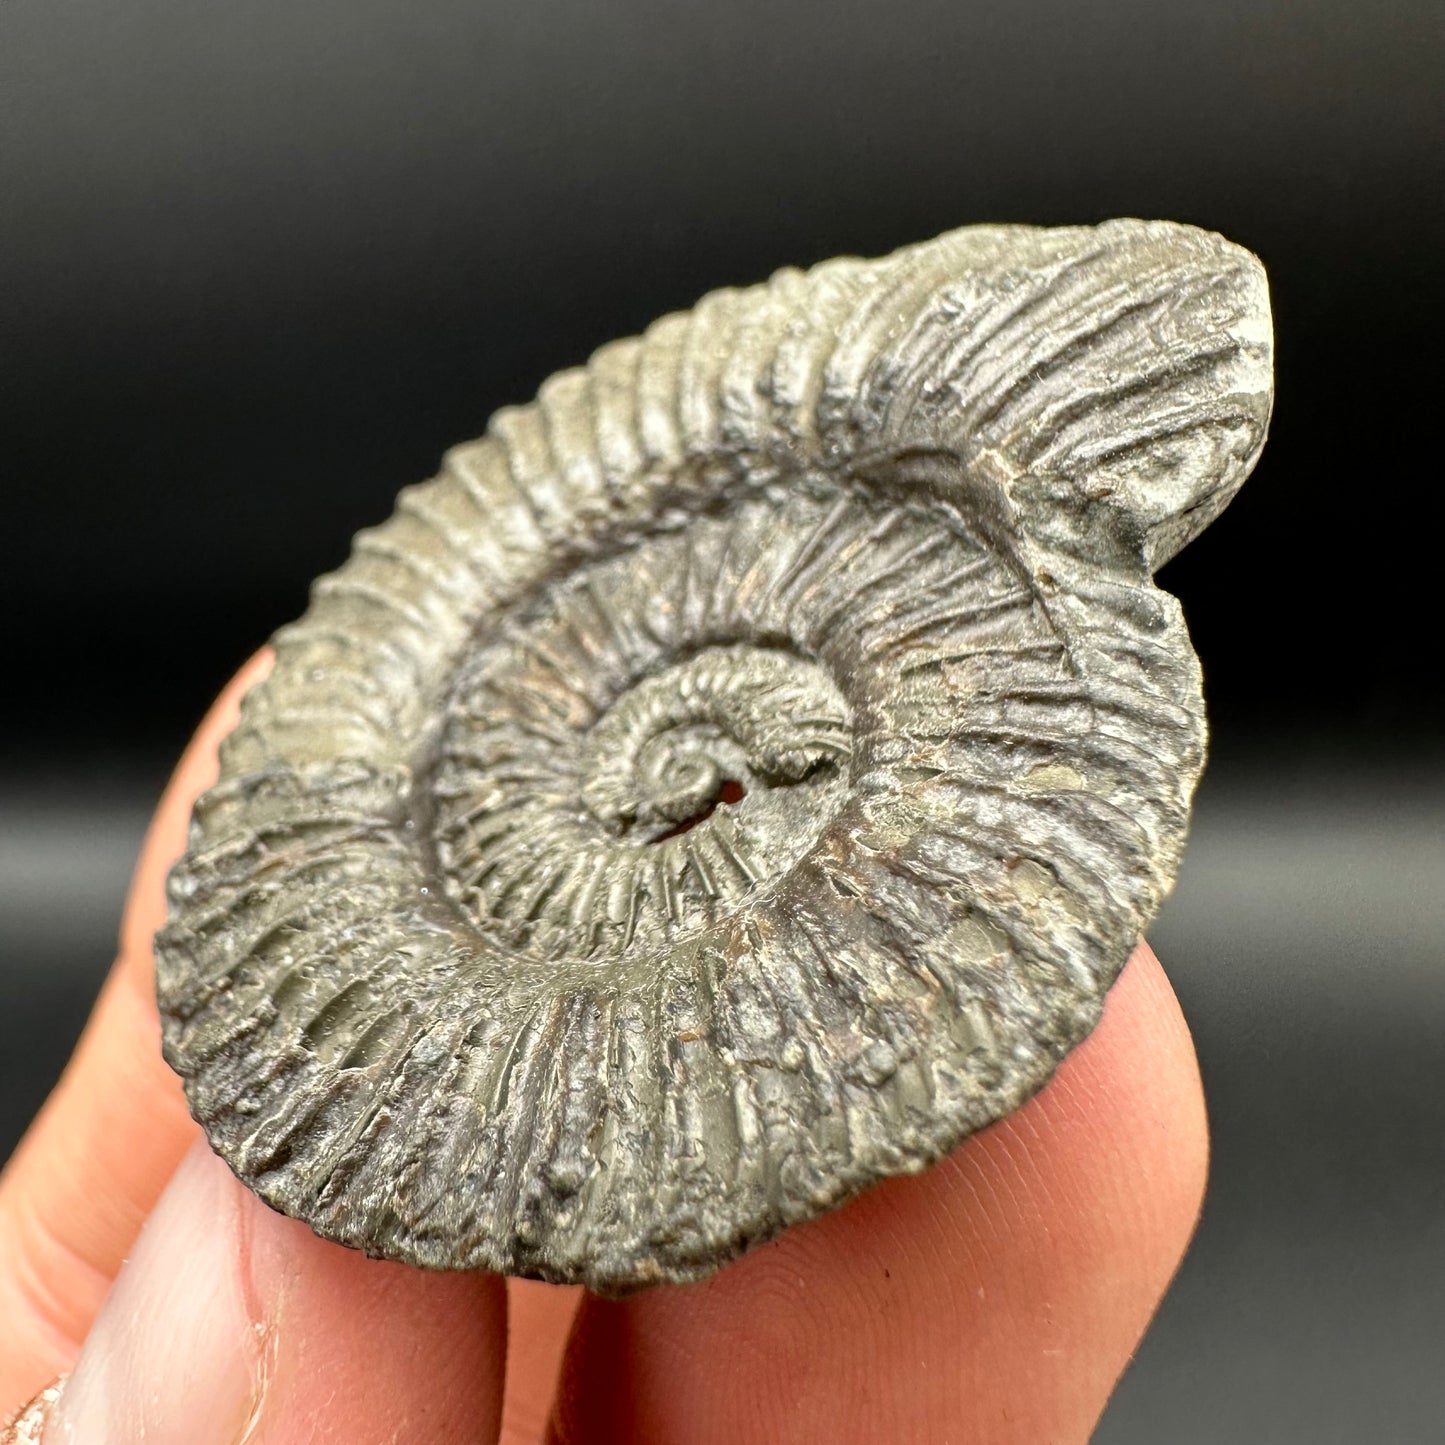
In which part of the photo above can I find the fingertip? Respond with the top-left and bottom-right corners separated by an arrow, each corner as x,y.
555,942 -> 1208,1445
250,1181 -> 510,1445
48,1143 -> 509,1445
1062,939 -> 1209,1261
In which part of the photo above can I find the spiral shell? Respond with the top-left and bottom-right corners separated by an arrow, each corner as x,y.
156,220 -> 1272,1291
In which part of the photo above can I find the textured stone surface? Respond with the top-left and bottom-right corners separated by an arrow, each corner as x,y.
156,220 -> 1272,1292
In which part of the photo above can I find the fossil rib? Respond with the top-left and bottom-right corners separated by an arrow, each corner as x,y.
156,220 -> 1272,1292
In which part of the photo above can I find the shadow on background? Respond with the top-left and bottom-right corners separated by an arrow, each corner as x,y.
2,1 -> 1442,1439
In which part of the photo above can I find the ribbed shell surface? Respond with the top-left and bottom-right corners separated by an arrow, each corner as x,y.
156,220 -> 1272,1291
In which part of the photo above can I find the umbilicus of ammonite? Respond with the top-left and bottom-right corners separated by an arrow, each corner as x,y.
156,220 -> 1272,1293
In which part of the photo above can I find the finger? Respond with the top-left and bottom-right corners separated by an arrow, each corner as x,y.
42,1142 -> 508,1445
0,653 -> 272,1408
501,1281 -> 583,1445
551,941 -> 1208,1445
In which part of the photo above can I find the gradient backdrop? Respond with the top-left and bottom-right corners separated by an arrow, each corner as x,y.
2,2 -> 1442,1439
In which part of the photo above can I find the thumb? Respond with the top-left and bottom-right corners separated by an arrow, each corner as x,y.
41,1143 -> 507,1444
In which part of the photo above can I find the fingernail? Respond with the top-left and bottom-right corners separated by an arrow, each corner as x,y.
45,1143 -> 269,1444
1,1377 -> 64,1443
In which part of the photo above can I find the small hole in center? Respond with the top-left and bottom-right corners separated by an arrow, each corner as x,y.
649,778 -> 747,843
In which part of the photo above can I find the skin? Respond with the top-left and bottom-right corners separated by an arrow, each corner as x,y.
0,654 -> 1208,1443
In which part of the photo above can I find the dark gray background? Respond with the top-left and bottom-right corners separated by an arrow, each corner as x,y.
2,1 -> 1441,1438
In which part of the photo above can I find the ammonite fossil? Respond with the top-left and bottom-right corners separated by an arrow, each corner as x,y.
157,220 -> 1272,1292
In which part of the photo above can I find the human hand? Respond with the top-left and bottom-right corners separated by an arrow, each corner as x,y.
1,655 -> 1208,1444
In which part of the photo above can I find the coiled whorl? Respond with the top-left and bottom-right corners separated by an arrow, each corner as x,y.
157,220 -> 1272,1290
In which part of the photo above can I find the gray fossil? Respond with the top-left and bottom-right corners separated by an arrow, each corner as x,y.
156,220 -> 1272,1292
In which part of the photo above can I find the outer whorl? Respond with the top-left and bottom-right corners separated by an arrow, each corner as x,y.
156,220 -> 1272,1292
